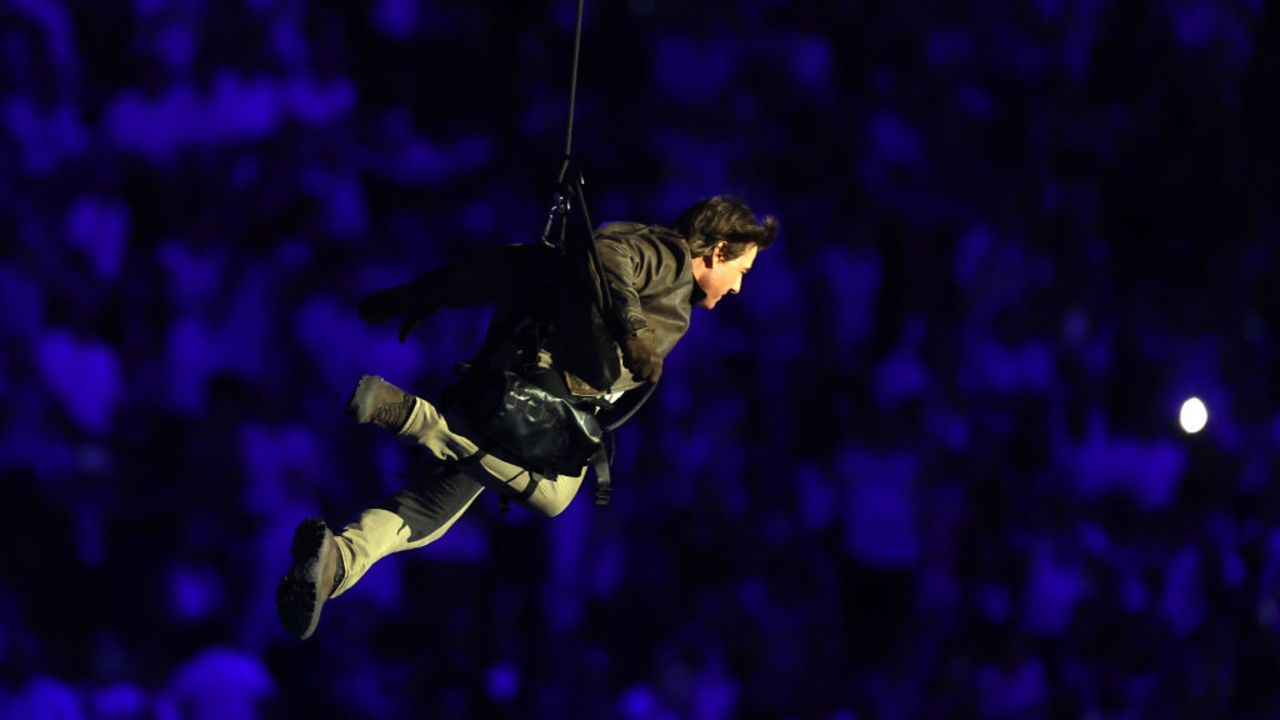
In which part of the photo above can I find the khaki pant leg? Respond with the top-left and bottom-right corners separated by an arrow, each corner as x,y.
398,394 -> 588,518
329,393 -> 588,597
470,454 -> 586,518
331,472 -> 484,598
395,395 -> 482,461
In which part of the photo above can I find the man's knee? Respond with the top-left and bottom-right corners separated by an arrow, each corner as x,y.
525,472 -> 584,518
535,496 -> 572,519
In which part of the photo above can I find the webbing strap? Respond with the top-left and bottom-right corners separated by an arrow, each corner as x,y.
591,446 -> 611,506
603,382 -> 656,433
499,470 -> 546,515
568,169 -> 616,320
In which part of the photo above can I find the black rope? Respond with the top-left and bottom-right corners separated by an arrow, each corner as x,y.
541,0 -> 587,247
562,0 -> 585,163
535,0 -> 657,507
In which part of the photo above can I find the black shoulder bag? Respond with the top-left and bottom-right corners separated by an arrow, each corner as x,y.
446,321 -> 610,478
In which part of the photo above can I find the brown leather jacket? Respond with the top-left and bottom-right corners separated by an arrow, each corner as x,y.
560,222 -> 695,396
429,222 -> 694,398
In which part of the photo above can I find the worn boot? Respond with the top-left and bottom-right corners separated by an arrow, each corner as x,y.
276,518 -> 346,640
347,374 -> 416,434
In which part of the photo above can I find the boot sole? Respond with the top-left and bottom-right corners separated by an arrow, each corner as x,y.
347,374 -> 415,432
345,376 -> 373,420
276,518 -> 333,640
346,374 -> 382,424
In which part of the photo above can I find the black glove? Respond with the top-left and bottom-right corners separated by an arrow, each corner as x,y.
357,285 -> 406,323
620,329 -> 662,383
356,281 -> 439,342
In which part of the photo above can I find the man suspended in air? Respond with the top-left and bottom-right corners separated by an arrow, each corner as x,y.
276,195 -> 777,639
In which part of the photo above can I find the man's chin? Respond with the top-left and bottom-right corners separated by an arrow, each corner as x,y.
697,296 -> 719,310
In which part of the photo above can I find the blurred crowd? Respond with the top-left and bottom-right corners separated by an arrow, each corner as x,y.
3,0 -> 1280,718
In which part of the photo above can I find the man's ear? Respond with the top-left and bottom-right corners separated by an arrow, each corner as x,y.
711,241 -> 728,264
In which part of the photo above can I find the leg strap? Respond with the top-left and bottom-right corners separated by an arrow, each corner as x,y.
591,446 -> 611,506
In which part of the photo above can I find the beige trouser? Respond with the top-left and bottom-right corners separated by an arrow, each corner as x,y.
331,395 -> 585,597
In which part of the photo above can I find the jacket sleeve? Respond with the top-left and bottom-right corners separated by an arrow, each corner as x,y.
404,243 -> 560,308
593,230 -> 655,336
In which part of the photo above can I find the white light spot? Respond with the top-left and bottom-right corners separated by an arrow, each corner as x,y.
1180,397 -> 1208,434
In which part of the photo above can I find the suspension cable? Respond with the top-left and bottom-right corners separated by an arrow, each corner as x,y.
541,0 -> 588,246
562,0 -> 585,165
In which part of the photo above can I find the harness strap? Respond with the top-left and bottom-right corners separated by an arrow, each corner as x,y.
603,382 -> 656,433
499,470 -> 547,514
591,446 -> 611,506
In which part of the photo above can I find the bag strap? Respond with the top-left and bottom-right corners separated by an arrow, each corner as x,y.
591,444 -> 612,506
498,469 -> 547,515
602,382 -> 656,433
589,382 -> 654,506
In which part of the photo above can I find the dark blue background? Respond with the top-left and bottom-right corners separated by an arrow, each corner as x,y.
3,0 -> 1279,717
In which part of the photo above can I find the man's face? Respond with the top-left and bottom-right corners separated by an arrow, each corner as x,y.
693,243 -> 758,309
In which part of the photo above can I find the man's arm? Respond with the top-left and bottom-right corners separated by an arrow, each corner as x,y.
594,234 -> 651,336
593,229 -> 663,382
358,244 -> 560,341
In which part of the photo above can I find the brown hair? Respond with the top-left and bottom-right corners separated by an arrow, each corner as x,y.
675,195 -> 778,260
